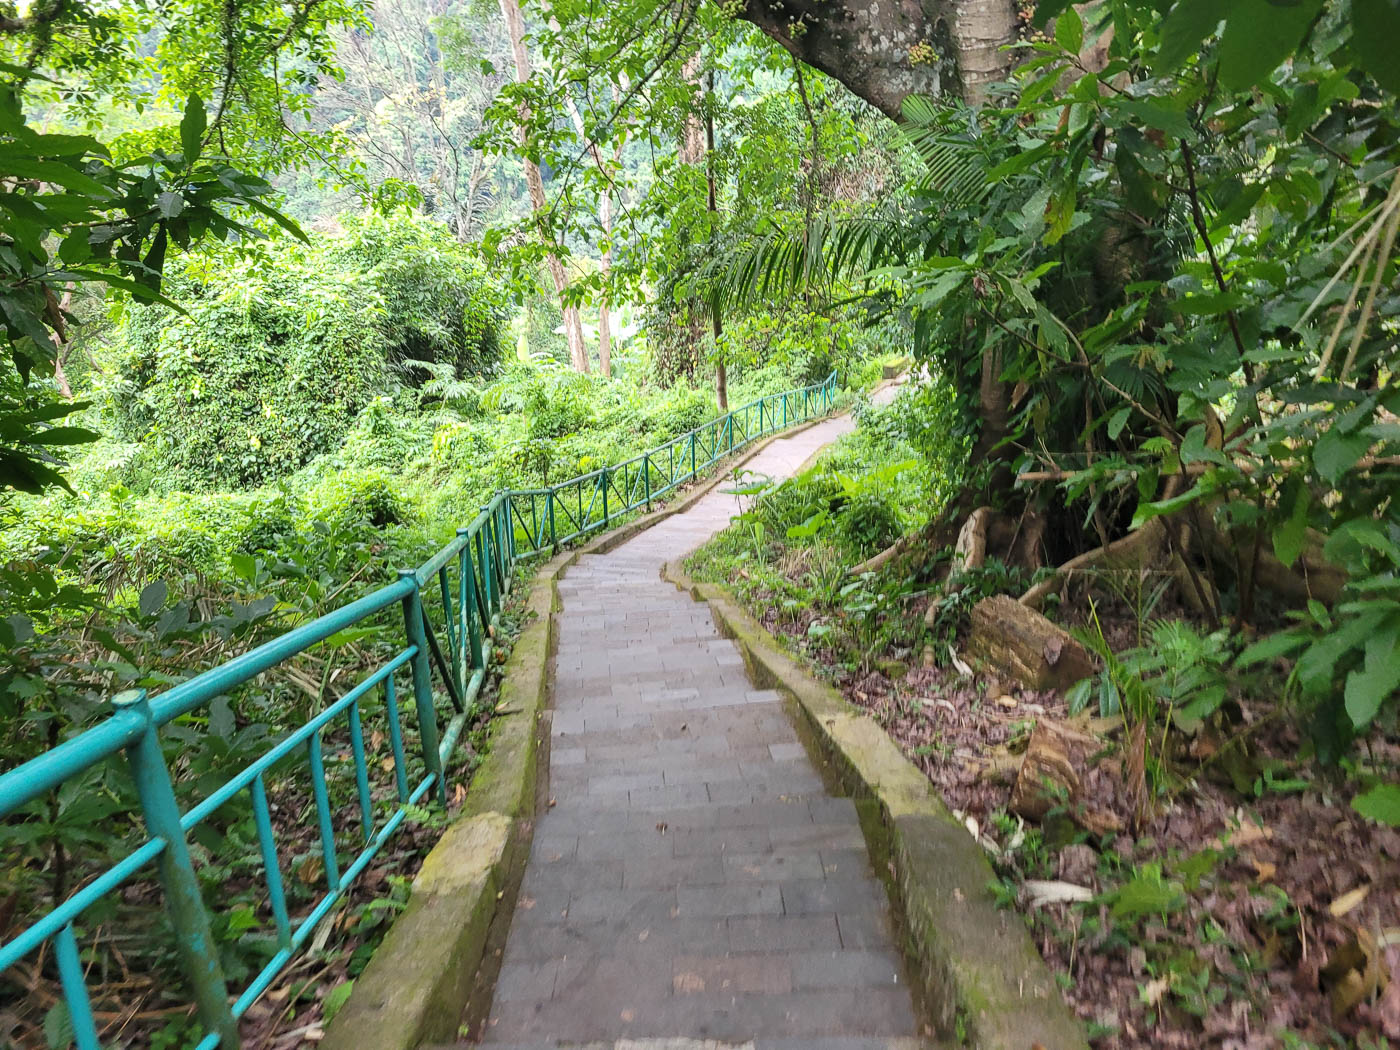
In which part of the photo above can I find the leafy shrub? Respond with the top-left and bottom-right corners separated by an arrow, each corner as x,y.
834,490 -> 902,555
104,214 -> 506,490
302,469 -> 407,531
753,473 -> 843,537
330,212 -> 509,376
524,369 -> 593,440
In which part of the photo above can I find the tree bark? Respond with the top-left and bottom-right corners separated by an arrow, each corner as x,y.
735,0 -> 1017,115
704,67 -> 726,411
499,0 -> 588,372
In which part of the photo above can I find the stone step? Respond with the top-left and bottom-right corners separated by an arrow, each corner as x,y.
435,1039 -> 945,1050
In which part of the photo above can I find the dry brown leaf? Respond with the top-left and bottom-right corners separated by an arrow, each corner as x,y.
1140,976 -> 1169,1007
298,855 -> 323,886
1217,816 -> 1273,850
1251,858 -> 1277,884
1321,926 -> 1389,1020
1329,884 -> 1372,918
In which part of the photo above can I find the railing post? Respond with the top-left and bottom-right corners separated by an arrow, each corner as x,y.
546,490 -> 557,551
727,413 -> 734,454
602,468 -> 609,525
689,431 -> 697,480
782,393 -> 788,427
457,531 -> 485,673
111,689 -> 238,1049
644,453 -> 652,511
399,571 -> 447,805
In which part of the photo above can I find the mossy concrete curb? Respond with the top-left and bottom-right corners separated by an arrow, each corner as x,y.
322,546 -> 567,1050
663,563 -> 1090,1050
321,392 -> 893,1050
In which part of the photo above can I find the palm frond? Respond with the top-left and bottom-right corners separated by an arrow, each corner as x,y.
707,215 -> 909,312
898,95 -> 992,208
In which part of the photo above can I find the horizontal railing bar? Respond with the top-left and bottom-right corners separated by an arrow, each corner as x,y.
0,837 -> 168,970
0,709 -> 146,814
148,577 -> 417,726
179,649 -> 417,832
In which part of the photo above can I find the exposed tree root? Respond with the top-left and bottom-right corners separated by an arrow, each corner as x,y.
848,532 -> 918,577
1019,518 -> 1169,611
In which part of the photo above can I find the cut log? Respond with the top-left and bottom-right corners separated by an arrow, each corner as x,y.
1009,721 -> 1081,822
966,594 -> 1096,692
1010,719 -> 1124,836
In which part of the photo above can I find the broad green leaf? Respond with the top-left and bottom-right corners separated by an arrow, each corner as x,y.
1352,783 -> 1400,826
323,980 -> 355,1025
1296,611 -> 1384,694
1131,485 -> 1204,528
181,92 -> 206,162
241,195 -> 309,243
1344,624 -> 1400,729
43,1002 -> 74,1050
209,695 -> 235,740
1353,0 -> 1400,96
157,190 -> 185,218
1313,428 -> 1371,484
1155,0 -> 1223,72
1032,0 -> 1074,29
138,579 -> 168,618
1272,478 -> 1309,569
1217,0 -> 1324,92
229,552 -> 257,581
1116,99 -> 1195,139
0,152 -> 109,196
1107,406 -> 1131,440
28,426 -> 98,446
1237,631 -> 1307,668
1055,7 -> 1083,53
1179,424 -> 1227,466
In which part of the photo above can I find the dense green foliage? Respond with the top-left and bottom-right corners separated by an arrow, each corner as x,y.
4,0 -> 1400,1042
101,215 -> 507,489
722,0 -> 1400,763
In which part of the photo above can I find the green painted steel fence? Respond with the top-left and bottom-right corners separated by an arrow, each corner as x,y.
0,370 -> 837,1048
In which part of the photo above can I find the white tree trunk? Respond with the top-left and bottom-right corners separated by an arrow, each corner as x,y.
499,0 -> 588,371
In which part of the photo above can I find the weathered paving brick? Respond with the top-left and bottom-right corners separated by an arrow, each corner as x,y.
479,394 -> 918,1046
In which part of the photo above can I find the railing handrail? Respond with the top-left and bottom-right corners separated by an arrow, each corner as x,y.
0,368 -> 841,1049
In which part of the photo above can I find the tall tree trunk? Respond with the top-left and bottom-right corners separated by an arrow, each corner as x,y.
598,182 -> 615,377
499,0 -> 588,371
736,0 -> 1017,114
704,69 -> 726,412
549,20 -> 626,378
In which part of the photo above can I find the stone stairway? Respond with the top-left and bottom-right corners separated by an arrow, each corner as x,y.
463,390 -> 932,1049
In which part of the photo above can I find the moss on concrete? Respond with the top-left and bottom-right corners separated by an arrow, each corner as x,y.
667,563 -> 1090,1050
322,814 -> 505,1050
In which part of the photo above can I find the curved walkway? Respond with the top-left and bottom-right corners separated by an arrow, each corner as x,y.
476,386 -> 923,1050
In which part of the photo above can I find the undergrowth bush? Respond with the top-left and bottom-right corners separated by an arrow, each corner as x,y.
100,214 -> 507,491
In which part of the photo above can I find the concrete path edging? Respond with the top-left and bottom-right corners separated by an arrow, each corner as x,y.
323,387 -> 893,1050
323,543 -> 567,1050
662,564 -> 1091,1050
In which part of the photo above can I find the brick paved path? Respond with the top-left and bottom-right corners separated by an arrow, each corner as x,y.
478,390 -> 925,1050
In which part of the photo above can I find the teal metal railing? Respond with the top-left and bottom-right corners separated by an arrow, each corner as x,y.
0,370 -> 837,1048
